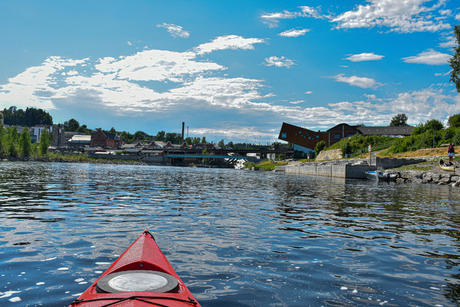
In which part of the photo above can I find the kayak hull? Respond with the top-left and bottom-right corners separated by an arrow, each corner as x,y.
70,231 -> 200,307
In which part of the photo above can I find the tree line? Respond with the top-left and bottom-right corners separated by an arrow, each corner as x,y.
3,107 -> 53,126
0,126 -> 51,159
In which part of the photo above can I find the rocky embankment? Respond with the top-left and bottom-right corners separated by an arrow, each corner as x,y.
378,169 -> 460,187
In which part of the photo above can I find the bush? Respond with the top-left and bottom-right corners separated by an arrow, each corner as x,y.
448,113 -> 460,128
453,130 -> 460,145
315,141 -> 326,155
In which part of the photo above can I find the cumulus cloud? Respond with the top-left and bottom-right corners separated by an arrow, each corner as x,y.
261,6 -> 324,27
345,52 -> 384,62
456,13 -> 460,20
333,74 -> 379,88
305,91 -> 313,94
289,100 -> 304,104
0,56 -> 88,110
194,35 -> 265,55
332,0 -> 451,33
279,28 -> 310,37
402,49 -> 451,65
264,56 -> 295,68
95,50 -> 224,82
157,23 -> 190,38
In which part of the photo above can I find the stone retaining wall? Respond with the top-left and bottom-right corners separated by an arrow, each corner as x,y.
379,170 -> 460,187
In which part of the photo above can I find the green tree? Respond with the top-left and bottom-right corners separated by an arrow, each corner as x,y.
449,25 -> 460,92
19,127 -> 32,158
315,140 -> 326,155
77,124 -> 91,134
64,118 -> 80,131
0,125 -> 6,158
39,129 -> 51,156
155,130 -> 165,141
425,119 -> 443,131
390,113 -> 408,126
201,137 -> 207,144
7,127 -> 19,157
448,113 -> 460,128
218,139 -> 225,148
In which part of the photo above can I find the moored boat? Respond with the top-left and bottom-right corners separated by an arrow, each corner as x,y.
70,231 -> 200,307
439,159 -> 455,172
365,170 -> 384,180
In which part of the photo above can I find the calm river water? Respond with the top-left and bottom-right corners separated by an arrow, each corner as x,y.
0,162 -> 459,306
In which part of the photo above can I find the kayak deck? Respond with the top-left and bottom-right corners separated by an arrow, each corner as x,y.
70,231 -> 200,307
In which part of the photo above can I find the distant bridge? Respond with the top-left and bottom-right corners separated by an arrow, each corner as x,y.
166,154 -> 252,160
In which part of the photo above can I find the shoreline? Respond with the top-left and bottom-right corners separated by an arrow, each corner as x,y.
275,156 -> 460,187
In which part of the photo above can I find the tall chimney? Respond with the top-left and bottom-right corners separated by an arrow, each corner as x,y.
181,122 -> 185,143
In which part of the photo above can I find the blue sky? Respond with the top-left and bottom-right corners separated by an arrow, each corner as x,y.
0,0 -> 459,143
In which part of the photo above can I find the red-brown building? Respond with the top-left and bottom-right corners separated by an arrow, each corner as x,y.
278,122 -> 328,153
279,122 -> 413,154
90,129 -> 123,149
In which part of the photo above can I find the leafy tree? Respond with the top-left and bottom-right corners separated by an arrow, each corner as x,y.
64,118 -> 80,131
218,139 -> 225,148
7,127 -> 19,157
425,119 -> 443,131
341,141 -> 352,157
448,113 -> 460,128
315,140 -> 326,155
390,113 -> 408,126
19,127 -> 32,158
201,137 -> 207,144
453,130 -> 460,145
39,130 -> 51,156
227,141 -> 234,149
0,125 -> 6,158
77,124 -> 91,134
3,106 -> 52,126
449,25 -> 460,92
155,130 -> 165,141
133,131 -> 150,141
192,137 -> 201,144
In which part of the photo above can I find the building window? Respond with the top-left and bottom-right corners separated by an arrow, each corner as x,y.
334,134 -> 340,139
281,132 -> 287,138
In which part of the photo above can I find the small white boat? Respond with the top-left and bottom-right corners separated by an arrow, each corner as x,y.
365,170 -> 384,180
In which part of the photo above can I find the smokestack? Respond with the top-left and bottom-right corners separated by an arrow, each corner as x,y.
181,122 -> 185,143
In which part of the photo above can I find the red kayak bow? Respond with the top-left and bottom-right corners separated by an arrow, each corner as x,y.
70,231 -> 201,307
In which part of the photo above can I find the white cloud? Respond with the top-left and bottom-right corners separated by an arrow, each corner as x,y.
157,23 -> 190,38
194,35 -> 265,55
95,50 -> 224,82
264,56 -> 295,68
289,100 -> 304,104
333,74 -> 379,88
279,28 -> 310,37
190,126 -> 274,139
332,0 -> 451,33
261,6 -> 324,27
439,36 -> 456,48
0,56 -> 88,110
365,94 -> 377,100
345,52 -> 384,62
402,49 -> 451,65
456,13 -> 460,20
305,91 -> 313,94
127,41 -> 132,46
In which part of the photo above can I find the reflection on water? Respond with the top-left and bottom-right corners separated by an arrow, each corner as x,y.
0,162 -> 459,306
